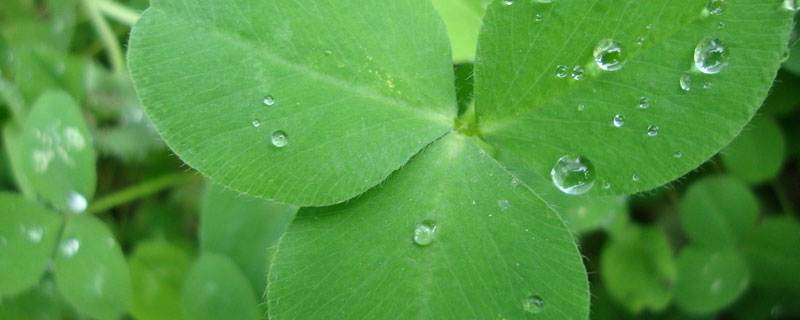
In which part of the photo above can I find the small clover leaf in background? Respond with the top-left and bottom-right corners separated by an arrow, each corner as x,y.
679,175 -> 758,248
674,246 -> 749,315
720,116 -> 787,184
129,241 -> 192,320
181,253 -> 261,320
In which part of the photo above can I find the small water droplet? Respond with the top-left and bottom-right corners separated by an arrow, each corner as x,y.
784,0 -> 798,11
647,125 -> 660,136
534,0 -> 553,3
324,50 -> 333,56
413,220 -> 438,246
594,39 -> 627,71
511,178 -> 519,188
503,0 -> 514,6
67,192 -> 87,214
646,24 -> 654,29
251,120 -> 261,128
680,74 -> 693,91
694,37 -> 729,74
534,13 -> 543,22
613,114 -> 625,128
571,66 -> 585,80
635,36 -> 646,46
523,295 -> 545,314
262,95 -> 276,106
271,131 -> 289,148
497,199 -> 511,211
602,181 -> 612,190
703,81 -> 713,89
706,0 -> 727,15
674,151 -> 684,158
60,237 -> 80,258
577,104 -> 586,111
638,96 -> 650,109
717,21 -> 726,29
555,65 -> 568,78
550,155 -> 596,195
632,174 -> 641,182
26,225 -> 43,244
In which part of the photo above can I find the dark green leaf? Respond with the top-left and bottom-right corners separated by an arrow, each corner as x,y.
739,217 -> 800,292
721,116 -> 786,184
182,253 -> 260,320
679,176 -> 758,248
0,277 -> 75,320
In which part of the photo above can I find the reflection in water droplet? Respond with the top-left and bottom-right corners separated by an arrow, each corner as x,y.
550,155 -> 596,195
706,0 -> 727,15
647,125 -> 660,137
263,95 -> 276,106
594,39 -> 627,71
613,114 -> 625,128
67,192 -> 87,214
694,37 -> 729,74
571,66 -> 585,80
27,225 -> 43,244
60,237 -> 80,258
555,65 -> 568,78
523,295 -> 545,314
638,97 -> 650,109
680,74 -> 693,91
271,131 -> 289,148
497,199 -> 511,211
413,220 -> 438,246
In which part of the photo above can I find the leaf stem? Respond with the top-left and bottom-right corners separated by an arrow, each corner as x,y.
93,0 -> 141,26
83,0 -> 126,75
87,172 -> 199,215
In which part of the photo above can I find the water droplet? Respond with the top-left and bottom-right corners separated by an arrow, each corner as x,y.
511,178 -> 519,188
534,13 -> 543,22
577,104 -> 586,111
602,181 -> 612,190
632,174 -> 641,182
67,192 -> 87,214
60,237 -> 80,258
785,0 -> 799,11
497,199 -> 511,211
503,0 -> 514,6
594,39 -> 627,71
706,0 -> 727,15
647,125 -> 660,136
717,21 -> 726,29
251,120 -> 261,128
26,225 -> 43,244
703,81 -> 713,89
571,66 -> 585,80
550,155 -> 596,195
638,97 -> 650,109
694,37 -> 729,74
674,151 -> 684,158
271,131 -> 289,148
646,24 -> 654,29
523,295 -> 545,314
324,50 -> 333,56
534,0 -> 553,3
413,220 -> 438,246
613,114 -> 625,128
555,65 -> 568,78
635,36 -> 646,46
262,95 -> 276,106
680,74 -> 693,91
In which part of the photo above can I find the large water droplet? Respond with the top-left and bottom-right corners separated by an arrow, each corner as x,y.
694,37 -> 729,74
67,191 -> 87,214
523,295 -> 545,314
680,74 -> 693,91
571,66 -> 585,80
785,0 -> 799,11
413,220 -> 438,246
706,0 -> 727,15
550,155 -> 596,195
647,125 -> 660,136
26,225 -> 43,244
555,65 -> 568,78
271,131 -> 289,148
262,95 -> 276,106
594,39 -> 627,71
60,237 -> 80,258
613,114 -> 625,128
638,97 -> 650,109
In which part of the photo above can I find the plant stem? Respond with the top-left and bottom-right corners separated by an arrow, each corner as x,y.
87,172 -> 199,215
93,0 -> 141,26
83,0 -> 126,75
771,180 -> 796,215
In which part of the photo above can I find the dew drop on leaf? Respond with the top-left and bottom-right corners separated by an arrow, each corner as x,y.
571,66 -> 585,80
638,97 -> 650,109
60,237 -> 80,258
523,295 -> 545,314
550,155 -> 596,195
534,0 -> 553,3
503,0 -> 514,6
632,174 -> 641,182
635,36 -> 646,46
534,13 -> 543,22
251,120 -> 261,128
67,191 -> 87,214
271,131 -> 289,148
647,125 -> 660,137
577,104 -> 586,111
262,95 -> 276,106
674,151 -> 684,158
497,199 -> 511,211
680,74 -> 693,91
555,65 -> 568,78
706,0 -> 727,15
613,114 -> 625,128
26,225 -> 43,244
784,0 -> 798,11
694,37 -> 730,74
594,39 -> 627,71
717,21 -> 726,29
413,220 -> 438,246
602,181 -> 612,190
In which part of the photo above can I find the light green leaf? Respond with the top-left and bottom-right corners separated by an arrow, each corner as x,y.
679,176 -> 758,248
739,217 -> 800,292
20,90 -> 95,213
269,134 -> 588,319
476,0 -> 794,196
128,0 -> 457,206
600,224 -> 676,314
0,277 -> 75,320
3,124 -> 36,199
721,116 -> 786,184
182,253 -> 260,320
674,246 -> 749,315
53,215 -> 132,319
129,241 -> 192,320
201,183 -> 296,297
432,0 -> 488,62
555,194 -> 627,235
0,192 -> 61,297
11,49 -> 87,104
0,0 -> 75,52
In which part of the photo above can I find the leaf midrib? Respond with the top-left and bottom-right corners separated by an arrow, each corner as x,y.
147,5 -> 454,127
